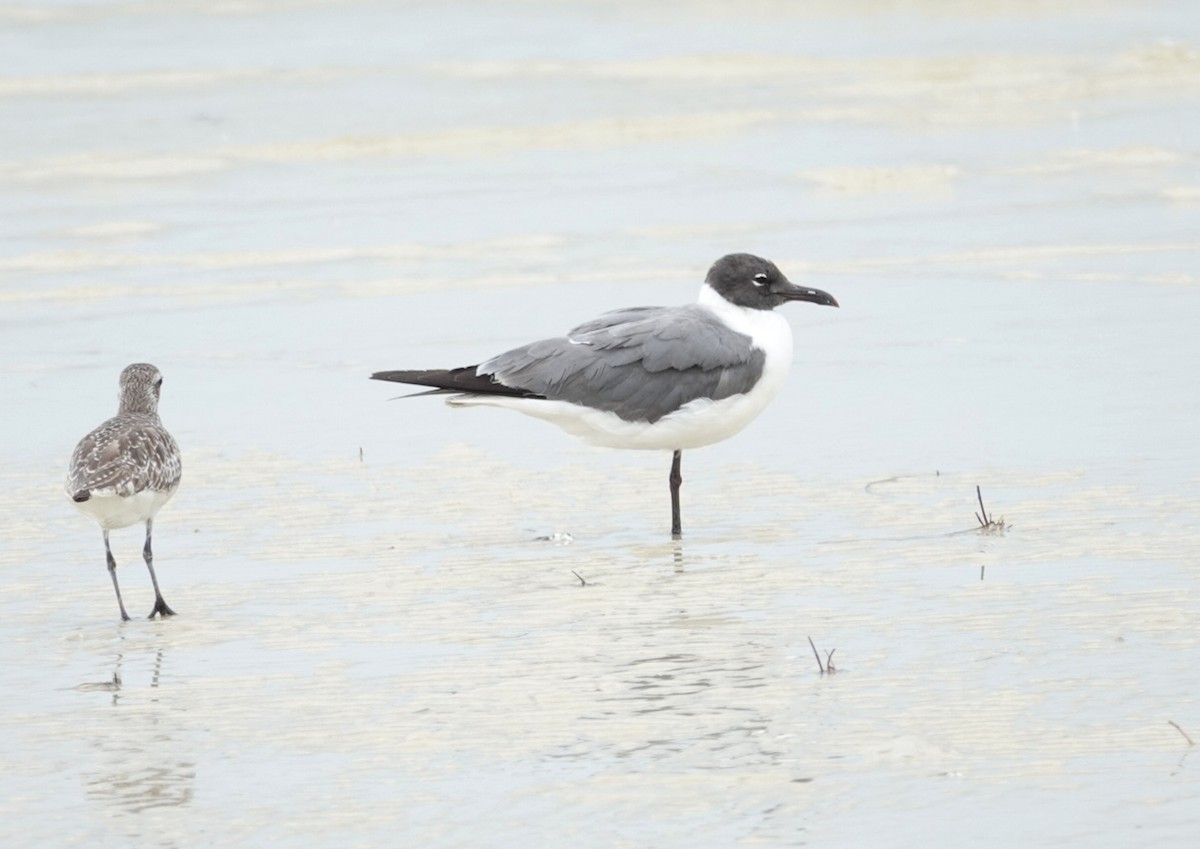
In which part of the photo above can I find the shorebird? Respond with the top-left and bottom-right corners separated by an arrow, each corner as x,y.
372,253 -> 838,537
67,363 -> 182,620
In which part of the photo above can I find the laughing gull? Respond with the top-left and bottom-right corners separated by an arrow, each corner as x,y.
67,363 -> 182,621
372,253 -> 838,537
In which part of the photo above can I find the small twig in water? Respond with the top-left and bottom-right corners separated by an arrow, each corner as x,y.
974,486 -> 1007,534
807,636 -> 824,674
1168,720 -> 1196,747
980,564 -> 986,581
807,636 -> 836,675
571,570 -> 588,587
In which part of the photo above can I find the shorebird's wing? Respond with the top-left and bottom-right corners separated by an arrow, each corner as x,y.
68,416 -> 182,499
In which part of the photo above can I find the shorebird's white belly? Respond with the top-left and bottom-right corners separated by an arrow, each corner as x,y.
450,297 -> 795,451
72,488 -> 175,531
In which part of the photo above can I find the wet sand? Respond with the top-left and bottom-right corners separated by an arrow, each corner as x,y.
2,1 -> 1199,846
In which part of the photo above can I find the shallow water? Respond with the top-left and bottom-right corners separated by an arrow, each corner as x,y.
2,1 -> 1199,846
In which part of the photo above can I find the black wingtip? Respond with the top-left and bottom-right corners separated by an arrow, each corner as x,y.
72,491 -> 90,503
370,367 -> 543,399
370,369 -> 456,387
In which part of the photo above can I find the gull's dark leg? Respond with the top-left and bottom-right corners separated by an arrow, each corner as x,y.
104,530 -> 132,622
670,449 -> 683,540
143,519 -> 176,619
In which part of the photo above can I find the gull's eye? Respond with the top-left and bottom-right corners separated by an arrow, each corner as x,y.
752,272 -> 769,288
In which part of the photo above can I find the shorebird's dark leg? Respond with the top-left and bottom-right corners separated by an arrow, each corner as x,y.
143,519 -> 176,619
670,449 -> 683,539
104,530 -> 132,622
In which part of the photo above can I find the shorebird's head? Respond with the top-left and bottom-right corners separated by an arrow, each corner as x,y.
118,363 -> 164,415
705,253 -> 839,311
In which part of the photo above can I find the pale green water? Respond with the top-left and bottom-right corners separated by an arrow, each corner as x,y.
2,1 -> 1199,846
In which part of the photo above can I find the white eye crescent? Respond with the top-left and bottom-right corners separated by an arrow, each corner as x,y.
752,272 -> 769,288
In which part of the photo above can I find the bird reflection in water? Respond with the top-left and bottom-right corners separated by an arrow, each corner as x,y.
80,648 -> 196,815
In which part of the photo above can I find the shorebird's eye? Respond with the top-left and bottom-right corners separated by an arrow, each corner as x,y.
752,272 -> 769,288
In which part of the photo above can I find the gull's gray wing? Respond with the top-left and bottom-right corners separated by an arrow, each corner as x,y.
480,304 -> 765,423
